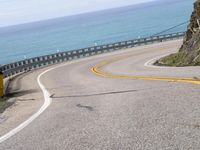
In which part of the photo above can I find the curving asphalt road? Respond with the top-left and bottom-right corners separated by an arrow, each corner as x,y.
1,40 -> 200,150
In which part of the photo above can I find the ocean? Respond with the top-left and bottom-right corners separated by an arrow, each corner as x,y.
0,0 -> 194,64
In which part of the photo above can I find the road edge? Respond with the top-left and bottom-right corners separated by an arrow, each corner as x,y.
0,67 -> 54,143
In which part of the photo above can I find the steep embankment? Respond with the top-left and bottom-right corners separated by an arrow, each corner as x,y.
157,0 -> 200,66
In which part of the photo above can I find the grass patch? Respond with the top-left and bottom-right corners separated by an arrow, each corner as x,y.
156,51 -> 200,67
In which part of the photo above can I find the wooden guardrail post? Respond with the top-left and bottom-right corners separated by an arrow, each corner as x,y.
0,71 -> 4,97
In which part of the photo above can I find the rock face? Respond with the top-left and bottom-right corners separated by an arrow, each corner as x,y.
158,0 -> 200,66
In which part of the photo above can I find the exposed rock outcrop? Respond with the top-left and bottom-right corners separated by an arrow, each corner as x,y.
157,0 -> 200,66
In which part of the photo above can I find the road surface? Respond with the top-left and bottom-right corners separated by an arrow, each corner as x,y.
1,40 -> 200,150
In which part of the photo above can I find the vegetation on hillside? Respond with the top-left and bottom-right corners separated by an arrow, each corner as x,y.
156,0 -> 200,66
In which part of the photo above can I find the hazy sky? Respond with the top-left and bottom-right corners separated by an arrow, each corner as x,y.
0,0 -> 155,27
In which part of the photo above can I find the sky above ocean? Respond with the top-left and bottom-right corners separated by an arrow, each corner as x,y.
0,0 -> 195,64
0,0 -> 155,27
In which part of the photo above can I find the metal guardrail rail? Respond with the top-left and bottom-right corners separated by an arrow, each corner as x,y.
0,32 -> 185,78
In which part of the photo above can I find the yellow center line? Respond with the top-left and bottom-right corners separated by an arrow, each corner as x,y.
91,55 -> 200,85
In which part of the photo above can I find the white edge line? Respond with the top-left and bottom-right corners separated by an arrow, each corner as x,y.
144,53 -> 172,68
0,66 -> 57,143
0,41 -> 182,143
0,55 -> 103,143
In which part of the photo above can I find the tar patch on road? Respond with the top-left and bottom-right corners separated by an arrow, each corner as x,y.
76,104 -> 94,111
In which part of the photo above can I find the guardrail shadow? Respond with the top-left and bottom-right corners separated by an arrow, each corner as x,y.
6,89 -> 38,98
50,89 -> 138,98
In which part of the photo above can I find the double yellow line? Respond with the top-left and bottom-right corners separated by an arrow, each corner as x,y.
91,56 -> 200,85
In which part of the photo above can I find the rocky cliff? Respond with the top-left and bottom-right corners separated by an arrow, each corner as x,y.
157,0 -> 200,66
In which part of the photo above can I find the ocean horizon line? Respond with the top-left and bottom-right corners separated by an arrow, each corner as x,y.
0,0 -> 161,31
0,0 -> 192,64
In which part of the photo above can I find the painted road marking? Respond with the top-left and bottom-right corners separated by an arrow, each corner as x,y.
0,67 -> 55,143
0,52 -> 121,143
0,58 -> 90,143
91,56 -> 200,85
144,53 -> 173,68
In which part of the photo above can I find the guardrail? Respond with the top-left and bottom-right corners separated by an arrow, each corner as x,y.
0,32 -> 185,78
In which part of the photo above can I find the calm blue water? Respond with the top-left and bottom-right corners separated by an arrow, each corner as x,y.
0,0 -> 194,64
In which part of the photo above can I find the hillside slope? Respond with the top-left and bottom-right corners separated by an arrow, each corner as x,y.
157,0 -> 200,66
